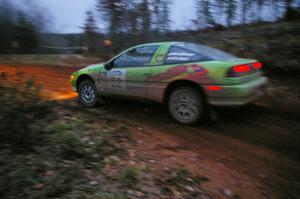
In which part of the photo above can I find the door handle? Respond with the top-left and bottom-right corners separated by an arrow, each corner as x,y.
143,72 -> 150,75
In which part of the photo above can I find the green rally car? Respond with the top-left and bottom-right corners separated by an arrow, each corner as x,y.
70,42 -> 268,124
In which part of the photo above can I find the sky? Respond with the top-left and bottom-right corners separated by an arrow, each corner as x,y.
14,0 -> 196,33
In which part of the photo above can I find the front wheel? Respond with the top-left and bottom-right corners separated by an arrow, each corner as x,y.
168,87 -> 205,125
78,80 -> 97,108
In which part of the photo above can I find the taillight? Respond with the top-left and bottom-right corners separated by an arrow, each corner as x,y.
227,64 -> 251,77
253,62 -> 262,69
208,86 -> 221,91
233,64 -> 251,73
227,62 -> 262,77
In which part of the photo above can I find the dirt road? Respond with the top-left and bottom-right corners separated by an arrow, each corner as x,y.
0,64 -> 78,100
1,64 -> 299,199
100,98 -> 300,199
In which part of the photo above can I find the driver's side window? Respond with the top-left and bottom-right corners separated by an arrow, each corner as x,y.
114,45 -> 158,68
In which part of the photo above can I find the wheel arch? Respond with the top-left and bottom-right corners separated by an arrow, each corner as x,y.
76,74 -> 95,92
163,80 -> 207,105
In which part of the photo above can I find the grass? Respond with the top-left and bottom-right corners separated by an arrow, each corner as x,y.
167,168 -> 209,187
0,78 -> 47,150
0,77 -> 132,198
0,149 -> 87,199
0,113 -> 133,199
118,167 -> 139,187
156,168 -> 210,198
94,192 -> 128,199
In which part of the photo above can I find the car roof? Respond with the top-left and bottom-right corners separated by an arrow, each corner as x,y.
132,41 -> 182,48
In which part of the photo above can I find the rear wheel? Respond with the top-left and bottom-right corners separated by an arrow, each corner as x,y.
78,80 -> 97,108
168,87 -> 205,125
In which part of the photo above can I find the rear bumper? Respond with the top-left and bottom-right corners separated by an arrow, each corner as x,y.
205,77 -> 268,106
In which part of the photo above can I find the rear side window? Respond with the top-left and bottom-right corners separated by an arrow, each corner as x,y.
114,45 -> 158,68
164,46 -> 212,64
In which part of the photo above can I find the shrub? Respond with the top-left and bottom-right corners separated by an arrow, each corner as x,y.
45,119 -> 87,159
0,78 -> 48,151
0,150 -> 85,199
118,166 -> 139,187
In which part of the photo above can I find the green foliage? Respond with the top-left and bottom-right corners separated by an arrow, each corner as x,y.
94,192 -> 128,199
31,165 -> 84,199
240,0 -> 252,24
0,90 -> 133,199
96,0 -> 171,38
0,153 -> 42,199
0,0 -> 41,54
284,6 -> 300,21
45,117 -> 127,166
168,168 -> 191,185
157,168 -> 210,198
0,150 -> 87,199
97,0 -> 125,35
46,123 -> 86,159
118,166 -> 139,187
83,11 -> 101,55
171,168 -> 209,186
0,78 -> 48,150
14,12 -> 40,54
195,0 -> 215,28
225,0 -> 237,27
139,0 -> 151,34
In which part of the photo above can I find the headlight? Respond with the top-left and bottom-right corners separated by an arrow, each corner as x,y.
70,74 -> 75,80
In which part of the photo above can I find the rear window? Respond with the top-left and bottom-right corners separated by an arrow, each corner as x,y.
164,42 -> 237,64
164,46 -> 211,64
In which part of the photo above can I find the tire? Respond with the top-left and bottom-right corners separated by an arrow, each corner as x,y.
168,86 -> 205,125
78,80 -> 97,108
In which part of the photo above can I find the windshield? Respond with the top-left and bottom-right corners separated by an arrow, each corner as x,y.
175,42 -> 237,61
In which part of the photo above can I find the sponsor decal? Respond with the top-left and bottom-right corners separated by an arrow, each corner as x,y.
166,52 -> 196,62
148,64 -> 210,82
102,69 -> 127,91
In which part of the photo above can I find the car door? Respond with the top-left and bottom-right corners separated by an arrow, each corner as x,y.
100,45 -> 159,98
145,43 -> 211,102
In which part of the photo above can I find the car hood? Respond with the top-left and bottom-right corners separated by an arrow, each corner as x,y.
85,63 -> 104,70
75,63 -> 104,74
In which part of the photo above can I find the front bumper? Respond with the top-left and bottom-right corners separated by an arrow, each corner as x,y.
69,79 -> 77,92
205,77 -> 268,106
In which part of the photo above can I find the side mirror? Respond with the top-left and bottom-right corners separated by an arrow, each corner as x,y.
128,49 -> 136,55
104,60 -> 114,70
